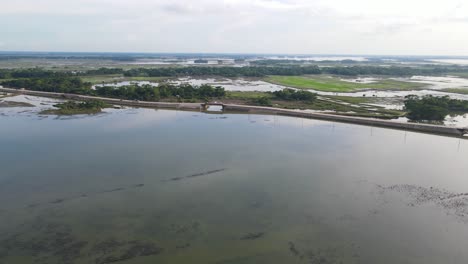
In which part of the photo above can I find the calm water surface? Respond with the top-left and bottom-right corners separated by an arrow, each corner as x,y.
1,97 -> 468,264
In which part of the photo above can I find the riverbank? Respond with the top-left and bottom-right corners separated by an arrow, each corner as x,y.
1,87 -> 466,137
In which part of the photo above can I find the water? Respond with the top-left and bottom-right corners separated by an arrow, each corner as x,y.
1,97 -> 468,264
172,77 -> 284,92
405,76 -> 468,90
94,76 -> 468,97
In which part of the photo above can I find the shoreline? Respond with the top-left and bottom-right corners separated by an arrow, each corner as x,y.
1,87 -> 467,138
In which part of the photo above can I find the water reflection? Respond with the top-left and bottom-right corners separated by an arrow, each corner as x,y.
0,99 -> 468,264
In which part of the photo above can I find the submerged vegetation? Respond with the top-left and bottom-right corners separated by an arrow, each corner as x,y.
41,100 -> 110,115
404,95 -> 468,121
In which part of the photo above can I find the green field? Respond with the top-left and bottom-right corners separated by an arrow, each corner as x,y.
265,75 -> 426,92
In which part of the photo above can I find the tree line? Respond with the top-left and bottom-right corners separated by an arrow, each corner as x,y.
1,65 -> 468,79
2,77 -> 92,93
94,84 -> 225,101
1,76 -> 226,101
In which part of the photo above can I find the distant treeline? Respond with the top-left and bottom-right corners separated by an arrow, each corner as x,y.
1,65 -> 468,80
0,68 -> 124,79
251,59 -> 362,65
0,56 -> 137,61
123,66 -> 322,77
124,65 -> 468,77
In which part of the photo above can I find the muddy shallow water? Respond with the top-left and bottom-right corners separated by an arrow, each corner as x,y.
1,101 -> 468,264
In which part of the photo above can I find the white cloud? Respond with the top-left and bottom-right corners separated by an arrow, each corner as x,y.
0,0 -> 467,55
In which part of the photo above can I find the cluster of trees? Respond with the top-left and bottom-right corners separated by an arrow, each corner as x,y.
54,100 -> 108,111
95,84 -> 225,101
2,77 -> 92,93
43,100 -> 109,115
253,89 -> 317,106
404,95 -> 468,121
272,89 -> 317,101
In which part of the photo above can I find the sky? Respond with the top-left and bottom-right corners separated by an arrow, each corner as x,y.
1,0 -> 468,55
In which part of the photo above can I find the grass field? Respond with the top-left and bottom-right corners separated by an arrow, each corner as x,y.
265,75 -> 426,92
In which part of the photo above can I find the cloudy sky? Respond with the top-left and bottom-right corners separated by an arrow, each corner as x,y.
1,0 -> 467,55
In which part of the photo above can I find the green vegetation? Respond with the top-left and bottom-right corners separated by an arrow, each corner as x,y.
2,77 -> 92,93
41,100 -> 110,115
404,95 -> 468,121
2,76 -> 226,102
123,66 -> 322,78
265,76 -> 425,92
2,65 -> 468,81
224,90 -> 403,119
94,84 -> 225,101
272,88 -> 317,101
253,97 -> 273,106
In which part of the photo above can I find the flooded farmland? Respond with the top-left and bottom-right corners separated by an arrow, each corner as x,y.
1,97 -> 468,264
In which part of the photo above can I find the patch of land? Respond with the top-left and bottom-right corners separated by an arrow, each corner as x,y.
40,100 -> 110,115
441,88 -> 468,95
0,100 -> 34,108
225,91 -> 405,119
265,75 -> 426,92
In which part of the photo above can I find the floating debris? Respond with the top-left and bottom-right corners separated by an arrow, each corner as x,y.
176,243 -> 190,249
377,184 -> 468,221
168,169 -> 227,182
50,199 -> 65,204
26,183 -> 146,209
288,242 -> 301,258
240,232 -> 264,240
94,240 -> 163,264
102,187 -> 126,193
